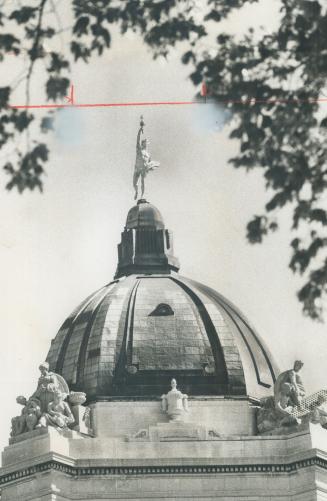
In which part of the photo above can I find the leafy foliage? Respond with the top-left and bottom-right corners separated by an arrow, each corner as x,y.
185,0 -> 327,319
4,143 -> 48,192
0,0 -> 327,319
0,0 -> 248,195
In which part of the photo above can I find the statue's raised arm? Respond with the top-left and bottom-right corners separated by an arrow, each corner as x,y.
136,116 -> 144,151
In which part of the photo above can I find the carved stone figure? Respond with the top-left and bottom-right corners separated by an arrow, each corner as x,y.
275,382 -> 301,426
10,363 -> 91,439
11,396 -> 42,437
133,116 -> 160,200
11,396 -> 29,437
31,362 -> 69,413
274,360 -> 305,408
24,398 -> 42,431
37,388 -> 75,429
257,384 -> 301,434
161,379 -> 188,421
257,361 -> 306,434
256,396 -> 276,434
256,361 -> 327,434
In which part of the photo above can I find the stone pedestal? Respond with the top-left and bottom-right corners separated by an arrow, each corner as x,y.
1,399 -> 327,500
71,405 -> 91,434
90,397 -> 256,438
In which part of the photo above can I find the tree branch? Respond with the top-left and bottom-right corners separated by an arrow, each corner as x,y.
25,0 -> 48,106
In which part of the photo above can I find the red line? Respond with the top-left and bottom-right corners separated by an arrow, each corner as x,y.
9,101 -> 197,109
8,98 -> 327,110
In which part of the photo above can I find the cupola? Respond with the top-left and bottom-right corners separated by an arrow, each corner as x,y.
115,199 -> 180,278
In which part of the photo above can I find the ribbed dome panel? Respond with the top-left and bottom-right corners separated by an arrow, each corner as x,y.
46,274 -> 278,400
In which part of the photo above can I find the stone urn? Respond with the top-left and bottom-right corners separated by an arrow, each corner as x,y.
161,379 -> 188,422
68,391 -> 86,406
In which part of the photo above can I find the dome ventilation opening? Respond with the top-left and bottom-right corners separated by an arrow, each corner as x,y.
149,303 -> 174,317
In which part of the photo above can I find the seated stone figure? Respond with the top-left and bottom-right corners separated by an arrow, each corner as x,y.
257,361 -> 327,434
274,382 -> 301,426
25,398 -> 42,431
32,362 -> 69,413
37,388 -> 75,430
257,361 -> 305,434
257,391 -> 299,434
274,360 -> 305,408
10,362 -> 88,438
11,396 -> 42,437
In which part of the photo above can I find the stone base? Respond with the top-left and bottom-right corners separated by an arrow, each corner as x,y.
260,421 -> 309,437
2,400 -> 327,500
8,426 -> 82,446
91,397 -> 256,438
1,423 -> 327,499
3,426 -> 89,469
128,421 -> 220,442
9,426 -> 49,445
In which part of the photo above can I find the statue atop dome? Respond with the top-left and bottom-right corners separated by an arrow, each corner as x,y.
133,115 -> 160,200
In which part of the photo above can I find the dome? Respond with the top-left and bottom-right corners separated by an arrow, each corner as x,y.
126,199 -> 164,230
46,273 -> 278,401
46,200 -> 278,402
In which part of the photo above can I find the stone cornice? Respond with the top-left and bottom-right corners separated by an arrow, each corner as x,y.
1,455 -> 327,487
89,395 -> 255,403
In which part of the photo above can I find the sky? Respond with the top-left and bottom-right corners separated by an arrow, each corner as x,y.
1,0 -> 327,456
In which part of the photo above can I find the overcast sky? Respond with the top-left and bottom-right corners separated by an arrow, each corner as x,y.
1,0 -> 326,455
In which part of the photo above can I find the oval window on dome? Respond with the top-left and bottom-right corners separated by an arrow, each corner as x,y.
149,303 -> 174,316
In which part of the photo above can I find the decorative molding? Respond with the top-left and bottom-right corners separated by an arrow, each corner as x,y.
1,456 -> 327,486
88,395 -> 254,403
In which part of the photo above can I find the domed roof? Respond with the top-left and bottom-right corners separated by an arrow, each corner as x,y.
126,199 -> 164,230
46,273 -> 278,401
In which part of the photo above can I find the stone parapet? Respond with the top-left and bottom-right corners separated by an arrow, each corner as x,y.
1,428 -> 327,500
2,401 -> 327,500
90,398 -> 256,438
2,422 -> 326,469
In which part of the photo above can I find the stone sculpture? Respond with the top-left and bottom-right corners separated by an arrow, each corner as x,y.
161,378 -> 188,421
11,363 -> 90,438
129,379 -> 222,442
257,361 -> 305,434
133,115 -> 160,200
11,396 -> 41,436
37,388 -> 74,429
310,394 -> 327,428
274,360 -> 305,408
257,394 -> 299,434
32,362 -> 69,413
257,361 -> 327,434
